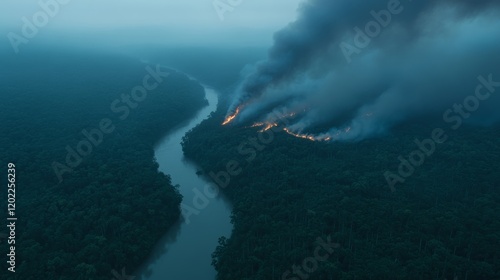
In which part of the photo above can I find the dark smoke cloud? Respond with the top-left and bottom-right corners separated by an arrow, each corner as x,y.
227,0 -> 500,141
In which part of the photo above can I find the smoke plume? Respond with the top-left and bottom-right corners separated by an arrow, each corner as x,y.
225,0 -> 500,141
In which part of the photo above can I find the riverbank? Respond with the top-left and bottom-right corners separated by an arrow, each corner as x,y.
137,84 -> 232,280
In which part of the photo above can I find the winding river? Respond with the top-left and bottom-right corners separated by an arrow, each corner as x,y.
137,79 -> 232,280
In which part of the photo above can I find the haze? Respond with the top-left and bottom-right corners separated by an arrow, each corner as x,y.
0,0 -> 302,50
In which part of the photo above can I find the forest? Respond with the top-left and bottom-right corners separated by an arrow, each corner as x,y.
1,45 -> 498,280
183,99 -> 500,280
3,0 -> 499,279
0,49 -> 207,280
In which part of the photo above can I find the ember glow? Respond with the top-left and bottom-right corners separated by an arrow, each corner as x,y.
251,122 -> 279,132
262,123 -> 278,132
222,106 -> 242,125
283,128 -> 328,142
223,0 -> 500,141
232,107 -> 355,142
251,122 -> 265,128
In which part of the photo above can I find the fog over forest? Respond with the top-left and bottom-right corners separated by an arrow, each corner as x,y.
1,1 -> 499,280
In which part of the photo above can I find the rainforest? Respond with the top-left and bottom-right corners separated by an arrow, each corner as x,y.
1,1 -> 500,280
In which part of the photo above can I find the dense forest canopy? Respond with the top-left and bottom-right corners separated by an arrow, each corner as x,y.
0,48 -> 207,280
1,44 -> 498,280
183,98 -> 500,280
4,0 -> 499,279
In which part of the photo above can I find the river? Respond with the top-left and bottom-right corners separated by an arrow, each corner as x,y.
137,80 -> 232,280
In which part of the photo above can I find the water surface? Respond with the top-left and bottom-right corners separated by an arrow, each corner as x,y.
138,82 -> 232,280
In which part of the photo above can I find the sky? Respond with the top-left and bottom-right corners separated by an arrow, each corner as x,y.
0,0 -> 303,48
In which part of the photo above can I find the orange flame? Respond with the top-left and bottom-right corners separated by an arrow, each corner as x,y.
283,128 -> 318,142
250,122 -> 279,132
222,107 -> 241,125
251,122 -> 265,128
283,128 -> 335,142
261,123 -> 278,132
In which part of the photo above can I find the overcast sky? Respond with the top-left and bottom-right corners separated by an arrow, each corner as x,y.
1,0 -> 303,48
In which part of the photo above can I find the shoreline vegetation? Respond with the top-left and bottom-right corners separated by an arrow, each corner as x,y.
0,50 -> 207,280
183,104 -> 500,280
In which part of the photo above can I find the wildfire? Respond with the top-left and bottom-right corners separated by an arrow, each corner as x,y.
283,128 -> 320,142
250,122 -> 278,132
222,106 -> 242,125
260,123 -> 278,132
224,106 -> 343,143
251,122 -> 265,128
282,127 -> 338,142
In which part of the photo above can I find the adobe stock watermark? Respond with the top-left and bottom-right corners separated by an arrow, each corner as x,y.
213,0 -> 244,21
340,0 -> 411,63
181,109 -> 291,224
7,0 -> 72,54
385,74 -> 500,191
111,267 -> 135,280
51,65 -> 171,183
282,236 -> 340,280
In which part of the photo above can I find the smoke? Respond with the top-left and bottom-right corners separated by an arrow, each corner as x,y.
226,0 -> 500,141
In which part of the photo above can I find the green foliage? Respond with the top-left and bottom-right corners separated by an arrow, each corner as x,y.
184,105 -> 500,280
0,50 -> 207,280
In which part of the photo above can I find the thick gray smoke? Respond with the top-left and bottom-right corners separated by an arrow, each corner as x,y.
226,0 -> 500,141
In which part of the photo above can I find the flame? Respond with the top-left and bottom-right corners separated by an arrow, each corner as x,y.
251,122 -> 265,128
225,106 -> 344,143
282,128 -> 336,142
250,122 -> 279,132
222,106 -> 241,125
283,128 -> 319,142
241,109 -> 300,129
261,123 -> 278,132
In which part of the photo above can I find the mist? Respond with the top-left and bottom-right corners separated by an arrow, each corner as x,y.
0,0 -> 302,53
226,0 -> 500,141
